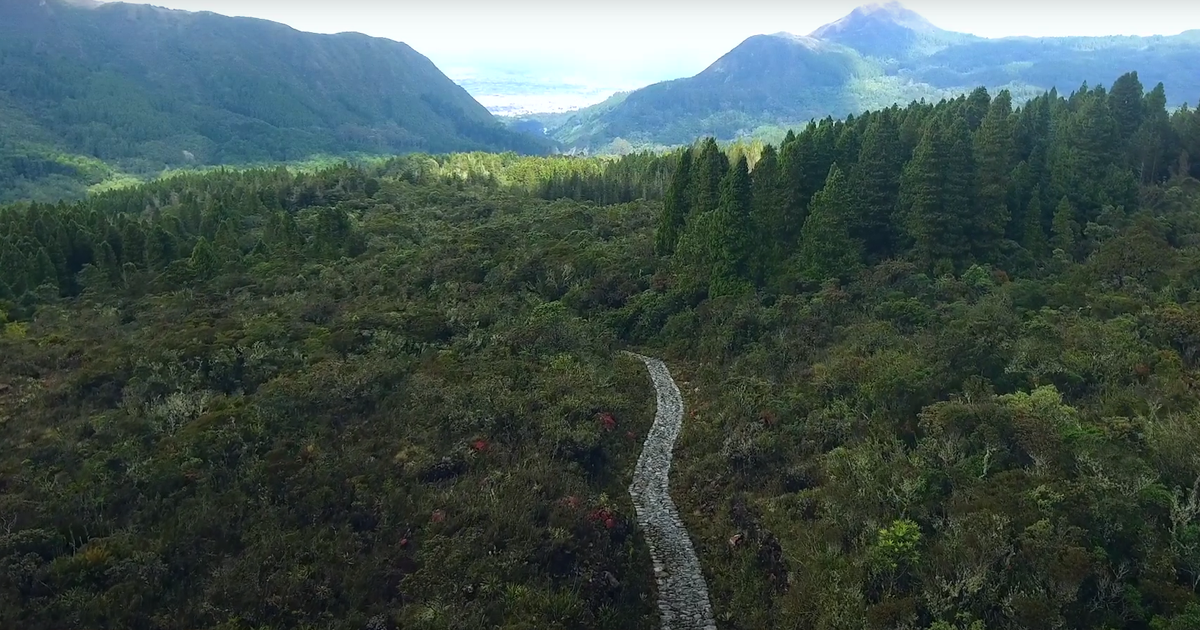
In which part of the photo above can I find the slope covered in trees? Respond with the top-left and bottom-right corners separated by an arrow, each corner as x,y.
0,0 -> 550,203
5,72 -> 1200,629
532,2 -> 1200,152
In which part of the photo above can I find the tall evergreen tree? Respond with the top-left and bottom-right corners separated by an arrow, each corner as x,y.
96,240 -> 121,285
851,109 -> 904,260
963,86 -> 992,131
1051,196 -> 1079,258
189,237 -> 220,280
691,138 -> 729,217
146,226 -> 179,268
798,164 -> 862,282
33,248 -> 57,289
121,221 -> 148,268
1022,184 -> 1048,257
709,156 -> 755,297
1132,82 -> 1173,183
1108,71 -> 1145,143
655,148 -> 693,256
900,114 -> 976,271
835,122 -> 862,168
973,90 -> 1015,261
750,145 -> 786,282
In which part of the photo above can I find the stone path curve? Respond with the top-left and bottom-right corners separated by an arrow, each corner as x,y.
625,352 -> 717,630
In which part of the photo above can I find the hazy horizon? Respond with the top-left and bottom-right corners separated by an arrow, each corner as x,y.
95,0 -> 1200,115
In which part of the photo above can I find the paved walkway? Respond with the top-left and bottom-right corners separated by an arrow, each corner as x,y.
626,352 -> 717,630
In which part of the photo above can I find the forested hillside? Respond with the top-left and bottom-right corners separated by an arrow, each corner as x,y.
5,72 -> 1200,629
0,0 -> 549,203
533,2 -> 1200,151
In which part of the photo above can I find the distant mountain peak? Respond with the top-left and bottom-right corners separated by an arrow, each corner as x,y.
807,2 -> 958,58
810,2 -> 943,39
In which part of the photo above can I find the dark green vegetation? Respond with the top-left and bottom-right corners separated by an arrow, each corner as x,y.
0,0 -> 549,204
526,1 -> 1200,152
5,71 -> 1200,629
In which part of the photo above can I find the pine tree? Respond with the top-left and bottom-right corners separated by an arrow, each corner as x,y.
121,221 -> 147,268
900,113 -> 976,271
189,237 -> 220,280
33,248 -> 58,289
96,240 -> 120,285
1133,82 -> 1172,183
851,109 -> 904,259
778,124 -> 834,247
900,120 -> 946,262
963,86 -> 992,131
655,148 -> 693,256
691,138 -> 729,217
1022,185 -> 1048,257
942,116 -> 978,268
709,156 -> 755,297
835,122 -> 861,168
973,90 -> 1015,261
214,220 -> 240,258
798,164 -> 862,282
146,226 -> 179,268
750,144 -> 786,282
267,210 -> 301,255
1108,71 -> 1145,143
1051,196 -> 1079,259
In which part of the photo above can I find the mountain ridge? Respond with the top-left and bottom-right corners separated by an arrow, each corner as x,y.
525,2 -> 1200,152
0,0 -> 551,201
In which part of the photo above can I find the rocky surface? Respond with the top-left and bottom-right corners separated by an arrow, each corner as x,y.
626,352 -> 717,630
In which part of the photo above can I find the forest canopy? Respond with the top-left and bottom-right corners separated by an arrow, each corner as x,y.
5,71 -> 1200,630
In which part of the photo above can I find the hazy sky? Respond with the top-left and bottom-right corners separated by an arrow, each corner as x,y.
105,1 -> 1200,84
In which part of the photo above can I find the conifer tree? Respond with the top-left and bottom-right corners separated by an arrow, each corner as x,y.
1108,71 -> 1145,142
214,220 -> 240,258
146,226 -> 179,268
121,221 -> 147,268
96,240 -> 121,285
963,86 -> 992,131
33,248 -> 57,289
189,237 -> 220,280
1022,184 -> 1048,257
692,138 -> 729,217
1133,82 -> 1173,183
1051,195 -> 1079,258
900,114 -> 976,270
779,123 -> 834,246
899,120 -> 946,261
798,164 -> 862,282
851,109 -> 904,259
709,156 -> 754,296
750,144 -> 786,281
973,90 -> 1015,261
835,122 -> 861,168
655,148 -> 693,256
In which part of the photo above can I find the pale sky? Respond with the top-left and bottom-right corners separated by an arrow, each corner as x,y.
102,1 -> 1200,85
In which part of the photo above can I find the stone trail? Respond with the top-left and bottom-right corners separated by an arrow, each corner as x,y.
625,352 -> 717,630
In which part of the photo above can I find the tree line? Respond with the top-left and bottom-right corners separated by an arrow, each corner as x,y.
654,72 -> 1199,297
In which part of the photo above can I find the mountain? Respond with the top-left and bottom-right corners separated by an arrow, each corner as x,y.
539,2 -> 1200,152
0,0 -> 550,201
808,0 -> 970,59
